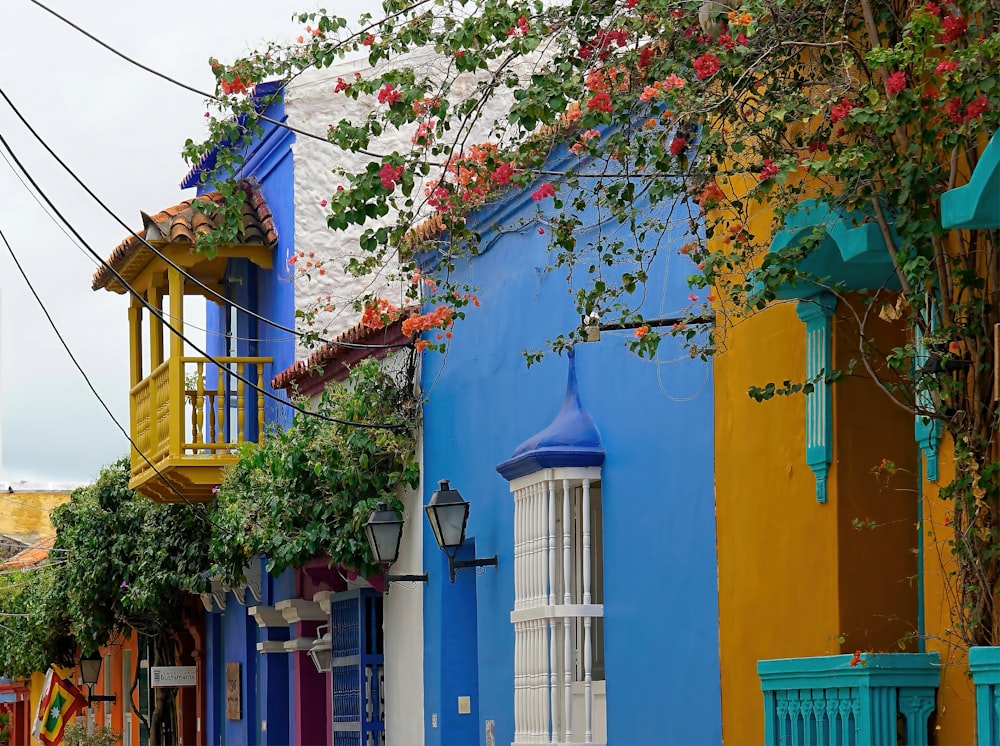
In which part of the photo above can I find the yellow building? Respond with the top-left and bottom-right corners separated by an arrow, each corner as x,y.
714,129 -> 999,743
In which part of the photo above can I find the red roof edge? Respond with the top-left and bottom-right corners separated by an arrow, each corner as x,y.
272,316 -> 411,398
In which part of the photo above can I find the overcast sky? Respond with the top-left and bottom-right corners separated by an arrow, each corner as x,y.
0,1 -> 371,486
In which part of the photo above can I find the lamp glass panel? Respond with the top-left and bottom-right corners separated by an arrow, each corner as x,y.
80,657 -> 102,685
427,500 -> 469,549
309,645 -> 332,674
366,520 -> 403,564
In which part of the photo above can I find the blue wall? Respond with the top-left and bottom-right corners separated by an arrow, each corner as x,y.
421,156 -> 721,744
194,86 -> 299,745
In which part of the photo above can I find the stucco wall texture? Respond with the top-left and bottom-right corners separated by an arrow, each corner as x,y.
284,55 -> 535,359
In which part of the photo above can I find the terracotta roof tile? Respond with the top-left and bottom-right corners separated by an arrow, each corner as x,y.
92,181 -> 278,293
272,314 -> 412,397
0,534 -> 55,571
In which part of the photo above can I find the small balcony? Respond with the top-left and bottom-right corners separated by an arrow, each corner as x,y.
92,184 -> 279,503
130,356 -> 271,503
758,652 -> 940,745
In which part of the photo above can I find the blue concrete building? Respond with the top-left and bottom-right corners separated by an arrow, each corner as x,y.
417,143 -> 722,745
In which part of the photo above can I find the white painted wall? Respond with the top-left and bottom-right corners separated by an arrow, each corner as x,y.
383,480 -> 425,745
284,53 -> 538,359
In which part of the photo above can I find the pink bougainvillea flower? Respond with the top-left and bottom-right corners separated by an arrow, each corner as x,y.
379,163 -> 405,190
935,60 -> 958,75
491,162 -> 515,185
692,53 -> 721,79
587,91 -> 613,113
940,14 -> 968,43
830,98 -> 853,124
663,73 -> 686,89
532,183 -> 556,201
319,199 -> 327,207
377,84 -> 402,105
759,158 -> 779,180
886,71 -> 907,96
966,96 -> 989,120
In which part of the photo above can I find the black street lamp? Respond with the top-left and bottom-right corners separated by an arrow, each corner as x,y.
365,502 -> 428,587
424,480 -> 498,583
79,652 -> 116,706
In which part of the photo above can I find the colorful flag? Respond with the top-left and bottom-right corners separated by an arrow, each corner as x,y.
31,668 -> 86,745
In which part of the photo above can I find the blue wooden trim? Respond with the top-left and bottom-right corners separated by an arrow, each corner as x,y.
941,130 -> 1000,230
796,293 -> 836,503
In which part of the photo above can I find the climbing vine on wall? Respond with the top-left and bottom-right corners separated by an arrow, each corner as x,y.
189,1 -> 1000,647
208,355 -> 420,584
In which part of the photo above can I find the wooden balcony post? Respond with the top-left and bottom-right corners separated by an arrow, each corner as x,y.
149,280 -> 165,371
128,297 -> 143,477
167,267 -> 185,458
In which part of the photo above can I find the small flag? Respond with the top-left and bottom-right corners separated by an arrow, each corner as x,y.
32,668 -> 86,745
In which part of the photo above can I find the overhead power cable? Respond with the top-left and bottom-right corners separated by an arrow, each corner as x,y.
26,0 -> 372,148
0,84 -> 409,354
0,127 -> 403,431
0,224 -> 201,506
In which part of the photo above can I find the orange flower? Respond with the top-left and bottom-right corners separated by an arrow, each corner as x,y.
634,325 -> 650,339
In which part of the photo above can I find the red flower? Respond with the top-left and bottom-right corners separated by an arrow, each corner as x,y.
362,34 -> 375,45
532,183 -> 556,201
670,137 -> 687,155
849,650 -> 863,667
587,91 -> 613,113
334,77 -> 351,93
693,53 -> 721,79
830,98 -> 853,124
935,60 -> 958,75
886,71 -> 907,97
634,325 -> 650,339
491,162 -> 515,185
940,15 -> 967,43
379,163 -> 405,190
966,96 -> 989,120
759,158 -> 779,180
925,2 -> 941,16
946,96 -> 962,122
377,84 -> 402,105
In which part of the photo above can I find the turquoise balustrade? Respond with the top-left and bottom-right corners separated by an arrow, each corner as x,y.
970,646 -> 1000,745
758,653 -> 940,745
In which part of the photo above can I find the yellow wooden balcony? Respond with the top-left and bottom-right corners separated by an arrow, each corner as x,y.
130,356 -> 271,503
92,185 -> 279,503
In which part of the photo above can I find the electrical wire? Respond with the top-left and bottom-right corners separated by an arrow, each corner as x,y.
0,126 -> 402,432
0,224 -> 203,506
0,84 -> 409,354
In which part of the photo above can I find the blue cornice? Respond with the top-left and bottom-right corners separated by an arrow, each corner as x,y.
181,81 -> 287,190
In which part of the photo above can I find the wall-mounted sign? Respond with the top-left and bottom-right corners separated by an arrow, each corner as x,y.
226,662 -> 242,720
150,666 -> 197,688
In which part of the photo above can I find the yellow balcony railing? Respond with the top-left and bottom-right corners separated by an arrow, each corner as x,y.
129,355 -> 272,503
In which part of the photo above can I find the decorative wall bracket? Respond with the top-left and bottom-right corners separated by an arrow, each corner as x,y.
796,293 -> 836,503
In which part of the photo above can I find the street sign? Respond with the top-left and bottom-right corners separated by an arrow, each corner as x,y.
150,666 -> 197,688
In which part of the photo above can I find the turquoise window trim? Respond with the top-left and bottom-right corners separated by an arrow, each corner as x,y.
796,293 -> 836,503
941,130 -> 1000,230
